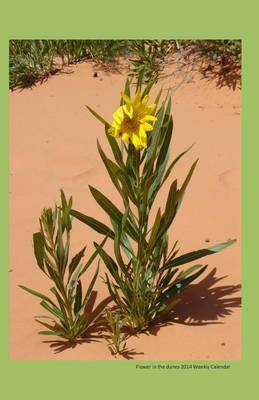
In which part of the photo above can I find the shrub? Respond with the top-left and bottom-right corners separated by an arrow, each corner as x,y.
19,190 -> 105,342
70,76 -> 236,332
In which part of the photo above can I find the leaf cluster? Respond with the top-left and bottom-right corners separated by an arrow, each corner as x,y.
104,309 -> 129,356
128,40 -> 176,82
71,77 -> 236,331
20,190 -> 104,342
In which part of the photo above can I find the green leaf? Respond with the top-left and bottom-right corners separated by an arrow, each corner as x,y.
50,287 -> 69,327
97,140 -> 122,193
68,246 -> 86,279
120,231 -> 135,261
146,106 -> 165,163
70,209 -> 115,239
164,179 -> 178,220
19,285 -> 56,307
147,208 -> 162,252
154,89 -> 162,112
154,180 -> 178,244
40,300 -> 66,323
159,265 -> 208,301
35,318 -> 65,334
163,94 -> 172,123
136,67 -> 145,91
56,210 -> 65,275
161,239 -> 236,271
156,116 -> 173,170
158,268 -> 179,289
60,189 -> 72,232
176,265 -> 208,290
124,77 -> 132,98
147,118 -> 172,205
141,80 -> 155,99
79,235 -> 108,278
105,273 -> 118,304
94,242 -> 119,280
81,265 -> 99,310
38,330 -> 64,337
89,186 -> 138,241
74,280 -> 82,316
112,207 -> 135,272
177,159 -> 199,207
116,169 -> 137,204
209,240 -> 236,252
33,232 -> 45,271
176,264 -> 205,280
113,222 -> 126,271
86,105 -> 110,128
105,131 -> 124,169
161,144 -> 194,187
60,188 -> 67,208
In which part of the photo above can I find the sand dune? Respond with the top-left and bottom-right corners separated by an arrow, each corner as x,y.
9,61 -> 241,360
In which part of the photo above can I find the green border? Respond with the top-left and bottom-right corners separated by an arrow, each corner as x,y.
1,0 -> 258,398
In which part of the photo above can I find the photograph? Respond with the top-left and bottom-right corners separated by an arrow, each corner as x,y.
9,39 -> 241,360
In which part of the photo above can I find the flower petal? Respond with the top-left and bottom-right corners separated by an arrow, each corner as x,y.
139,125 -> 147,148
147,104 -> 156,113
134,89 -> 141,105
142,94 -> 149,106
139,124 -> 146,139
121,92 -> 132,105
143,122 -> 153,131
122,132 -> 130,142
140,135 -> 147,148
141,114 -> 157,122
131,133 -> 141,149
123,104 -> 133,119
108,127 -> 119,138
113,106 -> 124,124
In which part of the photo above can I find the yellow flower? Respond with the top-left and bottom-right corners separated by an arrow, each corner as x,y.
108,89 -> 157,150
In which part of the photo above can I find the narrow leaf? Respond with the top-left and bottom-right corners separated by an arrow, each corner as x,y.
94,242 -> 119,280
68,246 -> 86,279
86,105 -> 110,128
74,280 -> 82,316
161,239 -> 236,270
89,186 -> 138,241
19,285 -> 56,307
160,265 -> 208,301
79,235 -> 108,277
70,209 -> 115,239
161,144 -> 194,187
33,232 -> 45,271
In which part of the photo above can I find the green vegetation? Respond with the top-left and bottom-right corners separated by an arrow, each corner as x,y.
9,39 -> 241,90
71,76 -> 236,332
19,190 -> 106,342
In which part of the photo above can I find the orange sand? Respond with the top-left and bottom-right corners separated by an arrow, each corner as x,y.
9,61 -> 241,360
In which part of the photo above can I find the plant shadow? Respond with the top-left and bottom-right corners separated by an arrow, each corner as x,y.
43,268 -> 240,356
42,291 -> 112,354
200,61 -> 241,91
146,267 -> 241,336
115,348 -> 144,360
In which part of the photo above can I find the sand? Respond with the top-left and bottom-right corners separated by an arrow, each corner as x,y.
9,61 -> 241,360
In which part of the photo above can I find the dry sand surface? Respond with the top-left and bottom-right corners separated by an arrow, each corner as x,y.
9,61 -> 241,360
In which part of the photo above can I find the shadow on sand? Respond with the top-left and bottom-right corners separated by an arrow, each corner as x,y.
43,268 -> 241,357
145,267 -> 241,337
200,62 -> 241,91
43,291 -> 111,354
43,290 -> 144,359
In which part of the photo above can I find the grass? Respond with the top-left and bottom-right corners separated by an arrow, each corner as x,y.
9,40 -> 241,90
9,40 -> 131,90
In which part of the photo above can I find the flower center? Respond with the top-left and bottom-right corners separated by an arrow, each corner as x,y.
121,114 -> 140,134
